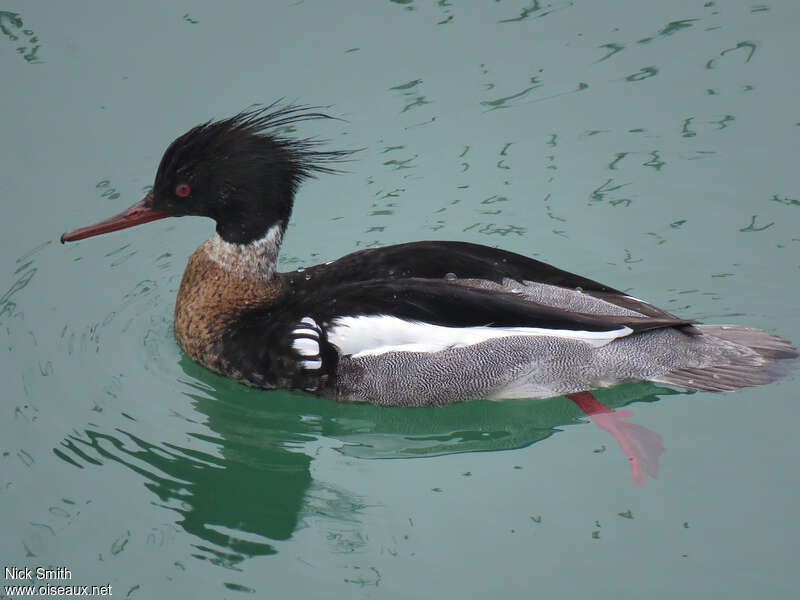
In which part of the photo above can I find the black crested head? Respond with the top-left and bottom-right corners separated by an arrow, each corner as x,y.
151,102 -> 352,244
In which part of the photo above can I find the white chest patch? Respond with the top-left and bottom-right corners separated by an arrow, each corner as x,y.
203,224 -> 283,280
327,314 -> 633,358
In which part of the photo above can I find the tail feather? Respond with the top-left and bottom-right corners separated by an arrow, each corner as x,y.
653,325 -> 798,392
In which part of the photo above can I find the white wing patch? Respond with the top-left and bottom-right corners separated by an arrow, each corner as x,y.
291,316 -> 322,369
328,314 -> 633,358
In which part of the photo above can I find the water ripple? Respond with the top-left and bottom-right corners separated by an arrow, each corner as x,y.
0,241 -> 49,325
596,43 -> 624,63
96,179 -> 121,201
589,178 -> 632,207
388,78 -> 431,113
481,77 -> 542,111
771,195 -> 800,208
0,11 -> 43,64
625,66 -> 659,83
720,40 -> 757,63
739,215 -> 774,232
498,0 -> 574,24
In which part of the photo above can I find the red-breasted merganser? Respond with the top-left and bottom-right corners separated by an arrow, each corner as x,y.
60,104 -> 797,406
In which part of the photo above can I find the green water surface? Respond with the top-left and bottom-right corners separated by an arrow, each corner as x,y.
1,1 -> 799,598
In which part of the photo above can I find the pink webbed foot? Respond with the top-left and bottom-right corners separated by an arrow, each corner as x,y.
566,391 -> 664,485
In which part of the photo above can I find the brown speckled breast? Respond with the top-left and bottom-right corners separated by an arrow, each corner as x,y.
174,239 -> 282,375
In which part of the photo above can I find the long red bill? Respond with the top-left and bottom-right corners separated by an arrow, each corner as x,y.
60,191 -> 171,243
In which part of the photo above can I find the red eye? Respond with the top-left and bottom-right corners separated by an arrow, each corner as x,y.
175,183 -> 191,197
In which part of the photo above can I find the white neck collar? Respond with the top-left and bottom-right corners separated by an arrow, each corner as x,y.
203,223 -> 283,280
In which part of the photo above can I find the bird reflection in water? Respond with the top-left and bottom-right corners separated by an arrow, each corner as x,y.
54,358 -> 672,565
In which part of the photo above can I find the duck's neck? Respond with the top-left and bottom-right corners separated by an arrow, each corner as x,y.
203,223 -> 284,281
175,225 -> 285,372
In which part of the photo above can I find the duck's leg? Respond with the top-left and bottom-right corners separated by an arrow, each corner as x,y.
566,391 -> 664,485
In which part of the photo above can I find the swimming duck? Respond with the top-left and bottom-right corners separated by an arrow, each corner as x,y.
61,105 -> 797,406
